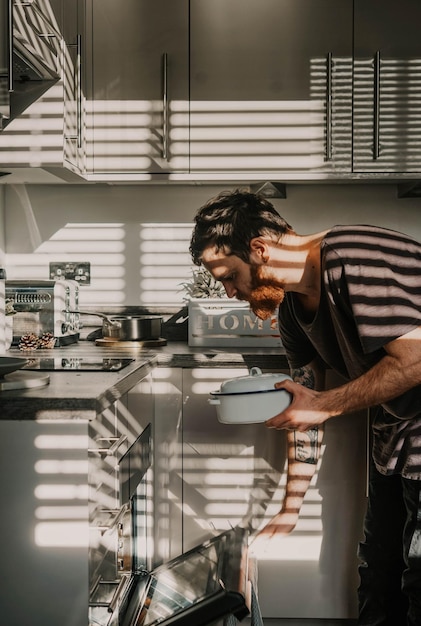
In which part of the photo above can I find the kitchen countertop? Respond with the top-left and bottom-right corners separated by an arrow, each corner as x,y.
0,341 -> 289,420
150,341 -> 288,369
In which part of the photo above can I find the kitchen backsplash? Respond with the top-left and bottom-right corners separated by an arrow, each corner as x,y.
2,182 -> 421,311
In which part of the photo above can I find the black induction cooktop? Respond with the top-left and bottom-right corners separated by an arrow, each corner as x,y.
23,357 -> 134,372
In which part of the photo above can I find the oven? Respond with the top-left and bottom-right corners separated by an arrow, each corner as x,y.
88,420 -> 251,626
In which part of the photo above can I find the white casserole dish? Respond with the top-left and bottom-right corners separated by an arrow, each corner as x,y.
209,366 -> 292,424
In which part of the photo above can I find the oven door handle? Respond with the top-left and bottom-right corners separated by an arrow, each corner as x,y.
89,574 -> 131,613
108,574 -> 131,614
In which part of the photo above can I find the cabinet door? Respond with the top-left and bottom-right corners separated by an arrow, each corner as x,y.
0,0 -> 64,165
87,0 -> 189,176
182,367 -> 367,619
190,0 -> 353,176
63,0 -> 85,173
182,366 -> 292,549
353,0 -> 421,173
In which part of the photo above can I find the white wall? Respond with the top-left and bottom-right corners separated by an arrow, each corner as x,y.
4,182 -> 421,307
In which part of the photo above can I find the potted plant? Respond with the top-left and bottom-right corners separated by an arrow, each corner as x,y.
180,267 -> 226,299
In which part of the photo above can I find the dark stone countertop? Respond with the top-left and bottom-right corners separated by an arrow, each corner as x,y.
0,352 -> 157,420
0,341 -> 289,420
154,341 -> 289,369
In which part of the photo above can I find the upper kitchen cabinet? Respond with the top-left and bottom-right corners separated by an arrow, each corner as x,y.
0,0 -> 61,129
84,0 -> 189,178
62,0 -> 85,173
189,0 -> 353,177
63,0 -> 85,174
0,0 -> 90,181
0,0 -> 64,169
353,0 -> 421,174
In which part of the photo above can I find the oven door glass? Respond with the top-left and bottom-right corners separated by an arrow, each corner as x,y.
120,527 -> 249,626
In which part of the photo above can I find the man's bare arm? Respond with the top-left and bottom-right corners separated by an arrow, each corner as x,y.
266,326 -> 421,431
255,358 -> 325,538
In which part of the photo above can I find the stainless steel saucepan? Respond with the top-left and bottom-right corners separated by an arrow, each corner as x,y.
67,310 -> 163,341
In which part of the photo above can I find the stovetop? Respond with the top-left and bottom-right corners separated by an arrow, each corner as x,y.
23,357 -> 135,372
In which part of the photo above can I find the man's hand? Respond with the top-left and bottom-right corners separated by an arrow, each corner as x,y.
265,379 -> 332,431
267,327 -> 421,431
249,509 -> 299,554
255,509 -> 299,539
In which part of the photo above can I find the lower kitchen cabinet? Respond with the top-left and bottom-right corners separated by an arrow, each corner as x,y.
182,367 -> 368,620
0,370 -> 179,626
0,362 -> 366,623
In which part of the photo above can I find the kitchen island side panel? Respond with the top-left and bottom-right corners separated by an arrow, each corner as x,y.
0,420 -> 89,626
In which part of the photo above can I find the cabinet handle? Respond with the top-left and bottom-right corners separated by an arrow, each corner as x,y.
162,52 -> 169,160
91,503 -> 130,534
7,0 -> 13,91
325,52 -> 333,161
88,434 -> 127,455
76,34 -> 82,149
65,34 -> 82,149
373,50 -> 381,160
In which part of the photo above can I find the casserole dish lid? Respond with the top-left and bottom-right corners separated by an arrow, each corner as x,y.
212,366 -> 291,395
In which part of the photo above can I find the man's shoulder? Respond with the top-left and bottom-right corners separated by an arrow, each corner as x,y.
324,224 -> 419,248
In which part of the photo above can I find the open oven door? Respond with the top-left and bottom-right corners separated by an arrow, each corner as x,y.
89,527 -> 251,626
119,526 -> 250,626
89,424 -> 254,626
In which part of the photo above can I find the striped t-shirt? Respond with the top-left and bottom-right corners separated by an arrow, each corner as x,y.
279,224 -> 421,480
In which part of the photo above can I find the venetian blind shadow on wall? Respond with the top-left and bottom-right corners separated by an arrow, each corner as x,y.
5,222 -> 195,307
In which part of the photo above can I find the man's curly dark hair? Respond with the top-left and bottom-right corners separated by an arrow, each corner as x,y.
189,189 -> 291,264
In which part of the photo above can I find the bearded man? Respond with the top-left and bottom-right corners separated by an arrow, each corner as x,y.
189,189 -> 421,626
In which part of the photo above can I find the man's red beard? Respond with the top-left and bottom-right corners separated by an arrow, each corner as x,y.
238,265 -> 285,320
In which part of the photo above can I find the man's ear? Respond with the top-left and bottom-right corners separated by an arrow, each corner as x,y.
249,237 -> 269,263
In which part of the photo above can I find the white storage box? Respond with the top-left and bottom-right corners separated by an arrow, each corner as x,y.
188,298 -> 282,347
